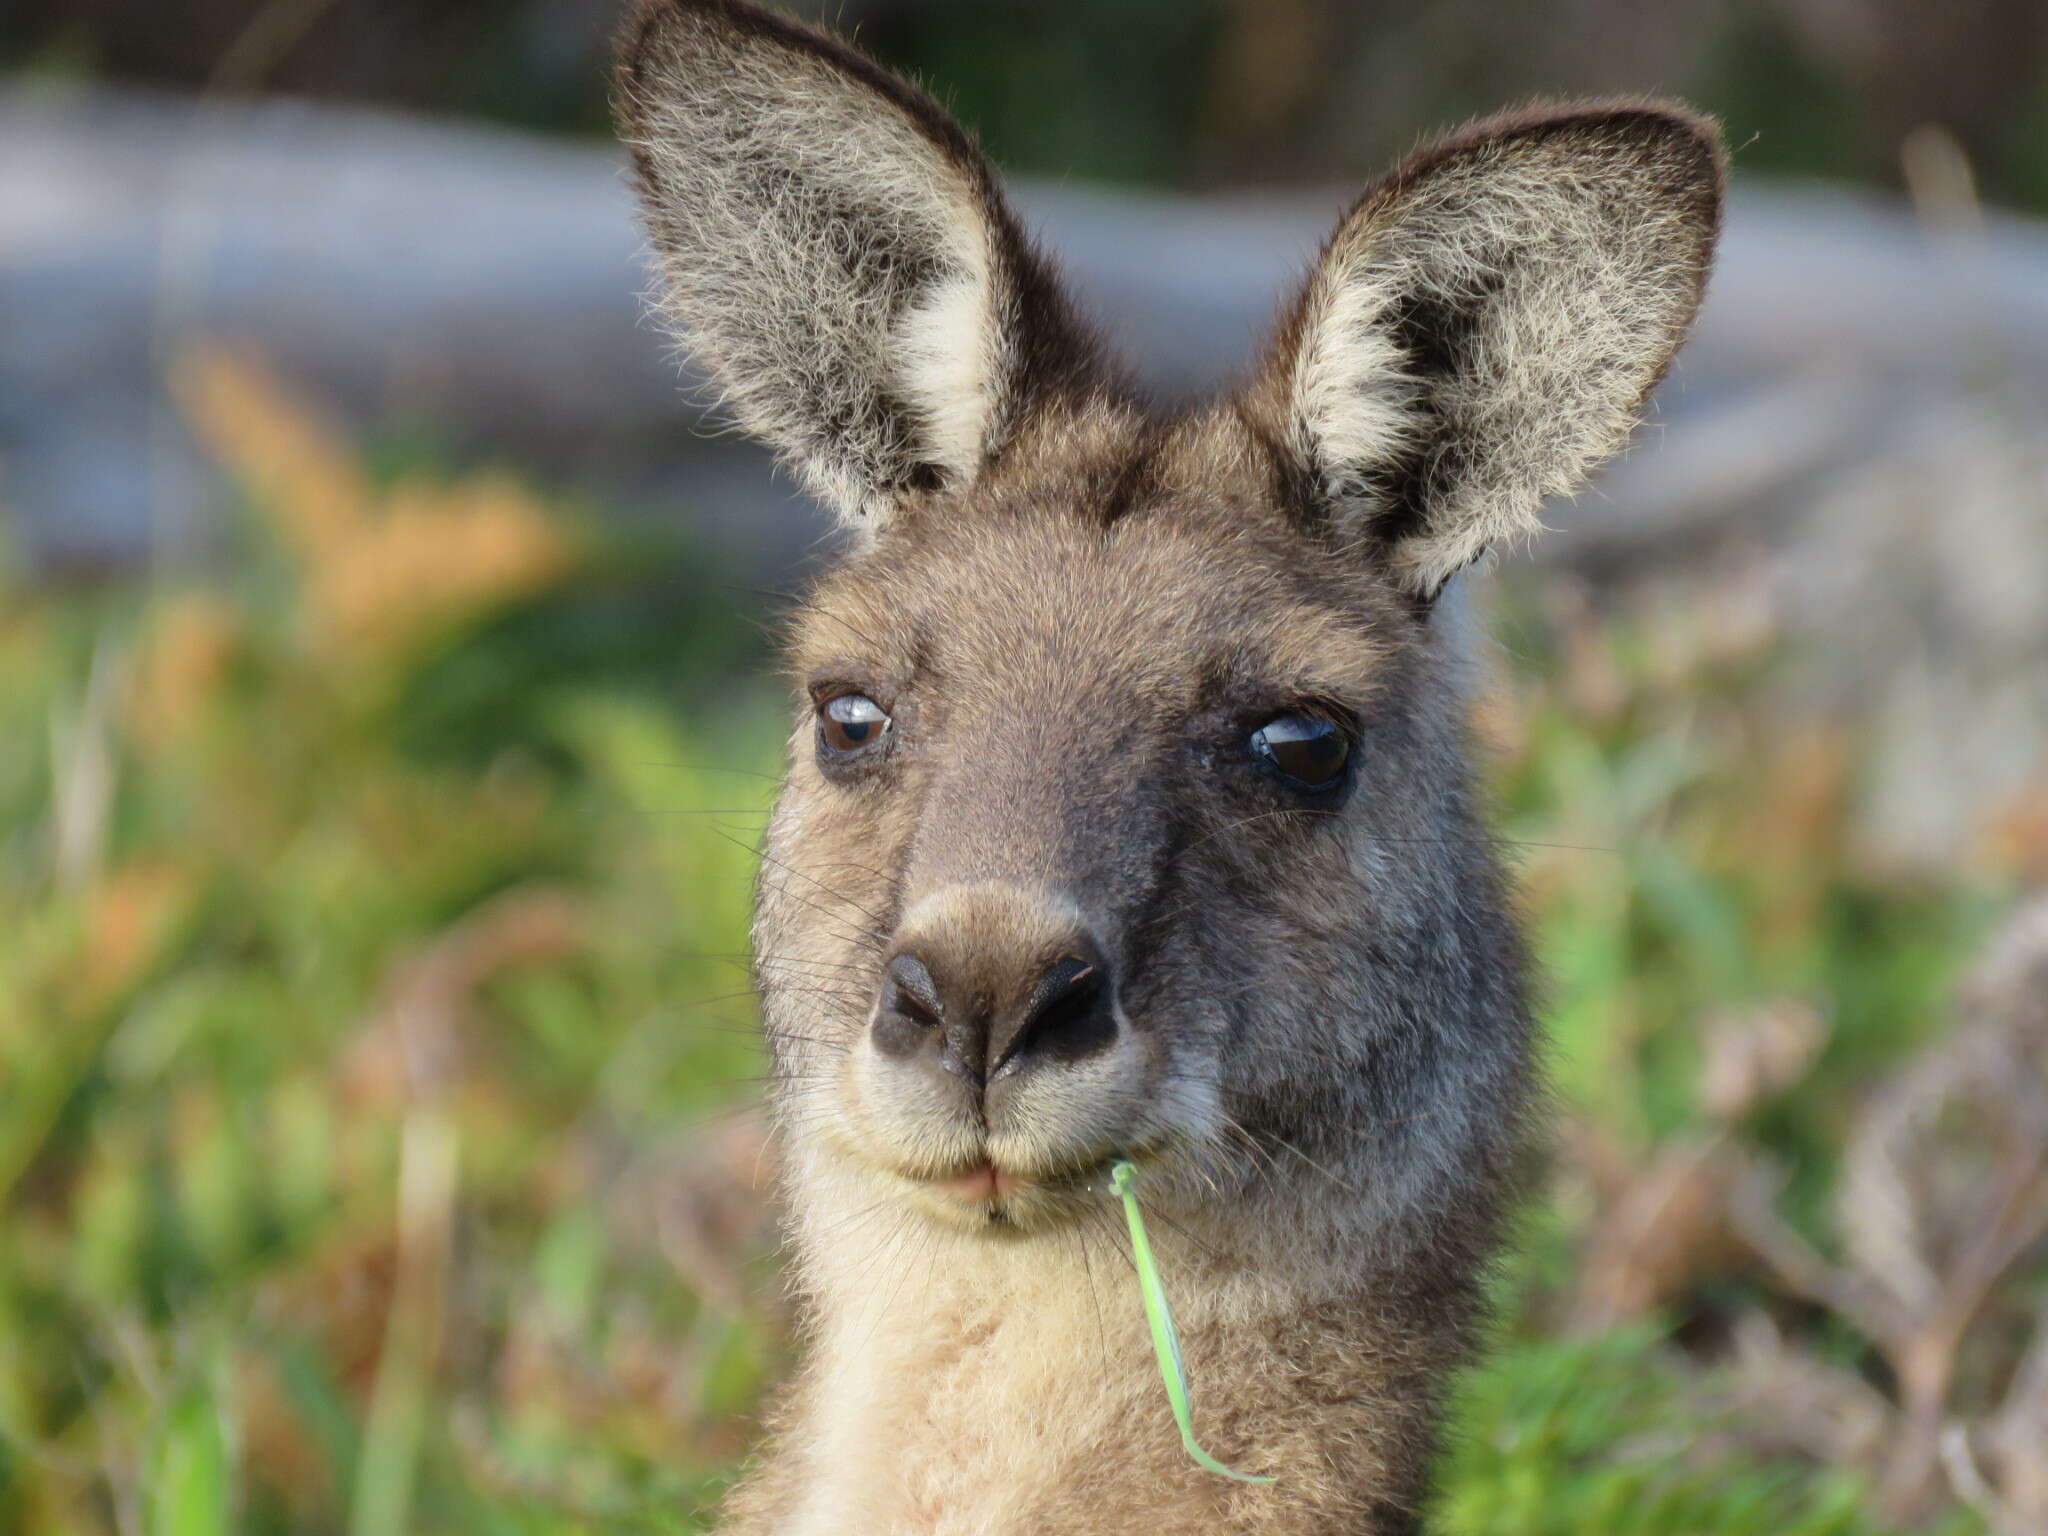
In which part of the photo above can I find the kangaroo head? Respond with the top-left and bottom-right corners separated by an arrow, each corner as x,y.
619,1 -> 1722,1246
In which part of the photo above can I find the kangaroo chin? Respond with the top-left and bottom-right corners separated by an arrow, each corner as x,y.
616,2 -> 1725,1529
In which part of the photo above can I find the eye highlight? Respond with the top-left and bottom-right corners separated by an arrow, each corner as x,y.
1249,711 -> 1350,790
819,692 -> 891,755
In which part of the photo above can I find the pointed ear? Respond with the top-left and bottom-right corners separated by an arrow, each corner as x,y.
1244,101 -> 1725,600
616,0 -> 1107,535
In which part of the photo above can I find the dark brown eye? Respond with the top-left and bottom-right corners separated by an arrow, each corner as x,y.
1250,712 -> 1349,789
819,692 -> 891,755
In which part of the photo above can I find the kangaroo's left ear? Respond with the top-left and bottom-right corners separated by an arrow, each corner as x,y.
1243,101 -> 1725,601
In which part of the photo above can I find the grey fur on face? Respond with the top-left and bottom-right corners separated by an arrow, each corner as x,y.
618,3 -> 1723,1529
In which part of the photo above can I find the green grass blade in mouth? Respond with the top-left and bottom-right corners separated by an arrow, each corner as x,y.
1109,1159 -> 1275,1484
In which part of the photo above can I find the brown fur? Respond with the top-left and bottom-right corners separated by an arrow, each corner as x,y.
615,5 -> 1724,1531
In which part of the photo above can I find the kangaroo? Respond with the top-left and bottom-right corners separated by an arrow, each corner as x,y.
616,3 -> 1724,1531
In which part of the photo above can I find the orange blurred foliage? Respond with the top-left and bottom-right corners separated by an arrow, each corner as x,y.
173,343 -> 577,665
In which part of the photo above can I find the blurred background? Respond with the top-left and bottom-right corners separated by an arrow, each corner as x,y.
3,2 -> 2046,1533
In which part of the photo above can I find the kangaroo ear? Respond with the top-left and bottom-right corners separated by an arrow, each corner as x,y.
1245,102 -> 1724,600
617,0 -> 1106,535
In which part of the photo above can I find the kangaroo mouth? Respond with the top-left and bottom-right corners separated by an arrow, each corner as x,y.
906,1152 -> 1122,1228
923,1159 -> 1025,1204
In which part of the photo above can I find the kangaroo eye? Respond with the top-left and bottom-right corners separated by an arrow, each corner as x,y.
1249,712 -> 1349,789
819,693 -> 891,754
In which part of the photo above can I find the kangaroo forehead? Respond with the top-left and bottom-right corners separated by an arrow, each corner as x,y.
794,506 -> 1402,703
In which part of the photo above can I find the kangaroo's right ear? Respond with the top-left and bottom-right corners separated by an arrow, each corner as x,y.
616,0 -> 1108,536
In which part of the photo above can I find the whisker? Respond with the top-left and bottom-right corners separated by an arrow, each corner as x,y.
628,762 -> 785,784
729,832 -> 894,939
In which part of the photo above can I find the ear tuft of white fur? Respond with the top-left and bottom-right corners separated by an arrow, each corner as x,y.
1258,102 -> 1725,598
618,0 -> 1043,535
892,264 -> 1002,496
1291,284 -> 1425,510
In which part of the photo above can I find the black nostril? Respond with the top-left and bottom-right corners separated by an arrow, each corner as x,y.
873,951 -> 945,1060
884,952 -> 944,1024
994,951 -> 1117,1075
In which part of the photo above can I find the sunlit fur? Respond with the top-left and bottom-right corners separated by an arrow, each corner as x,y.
1246,106 -> 1724,599
617,0 -> 1105,531
617,3 -> 1723,1531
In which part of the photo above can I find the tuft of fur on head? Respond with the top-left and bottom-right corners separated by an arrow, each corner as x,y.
1250,101 -> 1725,599
615,0 -> 1111,534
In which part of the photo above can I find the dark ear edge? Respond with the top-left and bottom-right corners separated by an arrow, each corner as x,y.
1368,97 -> 1727,241
616,0 -> 988,210
614,0 -> 1116,461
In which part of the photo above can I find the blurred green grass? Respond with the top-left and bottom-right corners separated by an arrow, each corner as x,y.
0,351 -> 2022,1533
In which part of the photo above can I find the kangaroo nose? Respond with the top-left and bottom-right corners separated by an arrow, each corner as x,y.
874,932 -> 1118,1098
